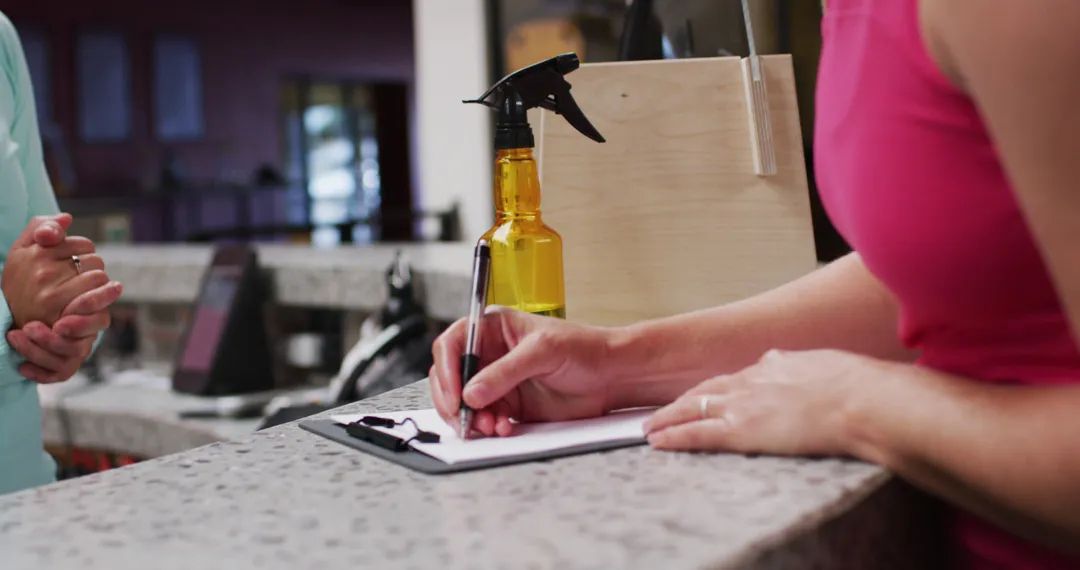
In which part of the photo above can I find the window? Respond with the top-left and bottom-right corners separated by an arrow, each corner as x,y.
282,80 -> 382,247
154,35 -> 204,140
76,31 -> 132,142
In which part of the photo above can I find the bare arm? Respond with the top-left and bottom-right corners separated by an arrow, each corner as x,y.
643,2 -> 1080,550
851,363 -> 1080,552
854,0 -> 1080,552
644,2 -> 1080,554
432,251 -> 913,435
607,252 -> 914,408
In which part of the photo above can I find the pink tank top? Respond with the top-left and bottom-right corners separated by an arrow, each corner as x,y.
814,1 -> 1080,567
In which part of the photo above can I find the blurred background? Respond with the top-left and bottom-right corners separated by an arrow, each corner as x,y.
4,0 -> 844,477
3,0 -> 842,255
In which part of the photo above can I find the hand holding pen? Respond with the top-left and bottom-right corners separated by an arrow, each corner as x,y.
429,309 -> 618,438
458,239 -> 491,438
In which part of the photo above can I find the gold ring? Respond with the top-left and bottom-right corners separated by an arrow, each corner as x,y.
72,255 -> 82,274
699,396 -> 710,420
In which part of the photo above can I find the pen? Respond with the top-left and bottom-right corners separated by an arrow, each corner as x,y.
459,239 -> 491,439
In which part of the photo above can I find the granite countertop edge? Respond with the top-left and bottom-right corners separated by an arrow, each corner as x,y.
5,381 -> 905,570
719,468 -> 894,568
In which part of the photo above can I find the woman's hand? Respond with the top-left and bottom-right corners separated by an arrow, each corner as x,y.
644,349 -> 883,455
2,214 -> 123,383
429,306 -> 620,437
2,215 -> 109,327
6,283 -> 121,383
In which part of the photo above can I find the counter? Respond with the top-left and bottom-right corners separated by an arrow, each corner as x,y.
38,376 -> 262,458
98,243 -> 474,321
2,382 -> 939,570
20,244 -> 941,567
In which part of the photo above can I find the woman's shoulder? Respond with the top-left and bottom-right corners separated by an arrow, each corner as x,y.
0,11 -> 31,126
0,11 -> 23,85
0,11 -> 18,54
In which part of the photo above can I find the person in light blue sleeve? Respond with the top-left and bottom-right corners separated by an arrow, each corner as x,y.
0,11 -> 123,494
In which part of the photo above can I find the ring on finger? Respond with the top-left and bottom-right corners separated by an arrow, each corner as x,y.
699,395 -> 711,420
72,255 -> 82,274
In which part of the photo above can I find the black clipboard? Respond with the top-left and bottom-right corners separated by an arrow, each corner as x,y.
299,419 -> 646,475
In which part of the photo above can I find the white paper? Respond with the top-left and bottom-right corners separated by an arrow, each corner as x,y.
331,408 -> 652,465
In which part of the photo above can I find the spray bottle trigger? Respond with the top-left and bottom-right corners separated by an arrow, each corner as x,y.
550,91 -> 606,144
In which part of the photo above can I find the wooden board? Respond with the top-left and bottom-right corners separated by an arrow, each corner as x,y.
539,55 -> 816,326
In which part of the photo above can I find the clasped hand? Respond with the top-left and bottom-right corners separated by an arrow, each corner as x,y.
1,214 -> 123,383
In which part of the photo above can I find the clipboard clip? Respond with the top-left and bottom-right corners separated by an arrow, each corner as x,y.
344,416 -> 441,452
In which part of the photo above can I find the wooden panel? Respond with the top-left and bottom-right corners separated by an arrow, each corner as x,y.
540,55 -> 816,326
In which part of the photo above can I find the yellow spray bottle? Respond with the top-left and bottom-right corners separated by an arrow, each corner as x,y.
464,53 -> 605,318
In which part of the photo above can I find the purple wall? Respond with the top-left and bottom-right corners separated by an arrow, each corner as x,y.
4,0 -> 414,196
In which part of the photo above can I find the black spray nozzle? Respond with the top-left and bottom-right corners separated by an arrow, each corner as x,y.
464,53 -> 605,149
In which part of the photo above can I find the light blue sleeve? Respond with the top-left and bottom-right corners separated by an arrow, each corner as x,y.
0,12 -> 56,386
0,12 -> 51,386
3,11 -> 57,218
0,12 -> 58,494
3,16 -> 105,358
0,289 -> 26,386
0,287 -> 55,495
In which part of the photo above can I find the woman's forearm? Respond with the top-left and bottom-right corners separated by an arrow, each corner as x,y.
846,363 -> 1080,554
607,253 -> 915,407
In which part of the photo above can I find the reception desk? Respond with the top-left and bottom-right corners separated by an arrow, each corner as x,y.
2,381 -> 940,570
1,244 -> 941,568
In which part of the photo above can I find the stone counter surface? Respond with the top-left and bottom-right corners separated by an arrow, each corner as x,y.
38,378 -> 261,458
0,382 -> 935,570
99,243 -> 474,321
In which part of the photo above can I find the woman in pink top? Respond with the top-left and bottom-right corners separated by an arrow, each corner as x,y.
428,0 -> 1080,566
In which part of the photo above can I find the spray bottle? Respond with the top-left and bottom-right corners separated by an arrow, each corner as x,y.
464,53 -> 605,318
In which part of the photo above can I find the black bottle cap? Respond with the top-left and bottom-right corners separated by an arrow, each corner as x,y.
493,91 -> 534,150
464,52 -> 604,151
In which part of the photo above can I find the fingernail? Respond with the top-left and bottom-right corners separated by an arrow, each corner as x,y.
462,384 -> 481,405
483,304 -> 508,315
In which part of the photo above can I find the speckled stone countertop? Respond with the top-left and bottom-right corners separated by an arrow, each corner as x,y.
1,382 -> 939,570
99,243 -> 474,321
37,376 -> 262,458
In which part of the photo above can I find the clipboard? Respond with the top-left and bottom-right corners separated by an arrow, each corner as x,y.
299,419 -> 646,475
